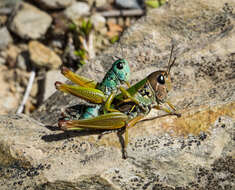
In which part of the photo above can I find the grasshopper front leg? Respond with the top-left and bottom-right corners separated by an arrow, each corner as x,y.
153,101 -> 181,117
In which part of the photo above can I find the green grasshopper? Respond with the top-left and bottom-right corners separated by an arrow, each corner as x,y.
58,46 -> 180,158
55,58 -> 134,119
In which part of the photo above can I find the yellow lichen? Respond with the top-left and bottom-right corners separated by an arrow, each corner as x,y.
163,102 -> 234,136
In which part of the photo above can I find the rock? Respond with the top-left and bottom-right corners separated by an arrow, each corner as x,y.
9,2 -> 52,40
0,56 -> 5,65
1,0 -> 235,189
16,51 -> 30,70
106,17 -> 117,25
6,44 -> 21,67
125,17 -> 131,26
0,27 -> 13,50
117,17 -> 124,26
0,15 -> 7,25
90,13 -> 106,32
64,2 -> 90,21
0,0 -> 21,15
95,0 -> 107,8
44,70 -> 67,100
51,12 -> 69,35
115,0 -> 144,9
0,0 -> 21,8
34,0 -> 75,10
0,65 -> 21,114
29,41 -> 62,69
16,53 -> 27,70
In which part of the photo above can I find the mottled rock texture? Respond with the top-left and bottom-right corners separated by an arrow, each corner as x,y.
1,0 -> 235,189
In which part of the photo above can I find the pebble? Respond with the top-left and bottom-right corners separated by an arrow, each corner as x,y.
0,56 -> 5,65
35,0 -> 75,9
0,27 -> 13,50
9,2 -> 52,40
44,70 -> 67,100
17,52 -> 30,70
115,0 -> 144,9
6,44 -> 21,67
28,40 -> 62,69
0,15 -> 7,25
64,2 -> 90,21
95,0 -> 107,8
91,13 -> 106,32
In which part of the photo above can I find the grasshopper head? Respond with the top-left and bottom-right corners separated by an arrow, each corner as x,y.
147,70 -> 172,103
112,59 -> 130,83
147,46 -> 176,103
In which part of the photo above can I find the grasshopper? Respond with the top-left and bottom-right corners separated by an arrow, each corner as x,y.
58,46 -> 180,158
55,58 -> 133,119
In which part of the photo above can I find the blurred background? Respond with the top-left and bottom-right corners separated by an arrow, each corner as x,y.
0,0 -> 166,115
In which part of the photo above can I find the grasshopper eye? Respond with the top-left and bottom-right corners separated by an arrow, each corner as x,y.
157,74 -> 165,85
117,61 -> 124,69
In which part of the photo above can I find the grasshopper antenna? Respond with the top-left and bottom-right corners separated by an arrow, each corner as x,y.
121,43 -> 124,58
167,45 -> 176,75
112,44 -> 124,60
113,55 -> 121,60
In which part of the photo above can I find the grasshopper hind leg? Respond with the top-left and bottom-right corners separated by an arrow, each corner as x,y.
117,127 -> 128,159
97,127 -> 124,140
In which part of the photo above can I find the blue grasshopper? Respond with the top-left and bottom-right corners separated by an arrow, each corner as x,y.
55,58 -> 137,120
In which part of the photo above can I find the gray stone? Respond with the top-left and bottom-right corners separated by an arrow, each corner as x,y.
0,27 -> 13,50
16,51 -> 30,70
0,65 -> 21,114
9,2 -> 52,40
64,2 -> 90,21
115,0 -> 144,9
0,56 -> 5,65
44,70 -> 67,100
34,0 -> 75,9
1,0 -> 235,189
0,0 -> 21,8
95,0 -> 107,8
90,13 -> 106,32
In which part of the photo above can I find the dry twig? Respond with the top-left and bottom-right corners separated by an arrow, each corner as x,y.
16,69 -> 36,114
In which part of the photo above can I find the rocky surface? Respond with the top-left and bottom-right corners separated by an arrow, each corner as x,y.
0,0 -> 235,189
